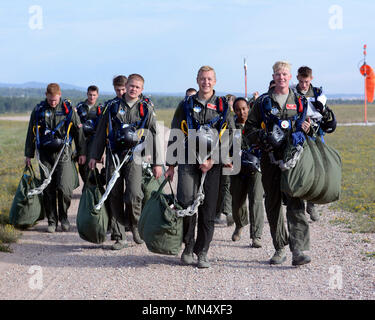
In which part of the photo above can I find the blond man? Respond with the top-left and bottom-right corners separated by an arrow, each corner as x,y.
165,66 -> 235,268
245,61 -> 312,266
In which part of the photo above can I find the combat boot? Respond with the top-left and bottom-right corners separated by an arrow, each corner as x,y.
226,213 -> 234,227
61,219 -> 70,232
292,250 -> 311,266
214,213 -> 224,225
111,239 -> 128,251
270,248 -> 286,265
181,245 -> 195,265
232,226 -> 243,242
306,202 -> 319,222
251,237 -> 262,248
131,226 -> 144,244
47,223 -> 57,233
197,252 -> 210,269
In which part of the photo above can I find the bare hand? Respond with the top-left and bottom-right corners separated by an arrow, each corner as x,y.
25,157 -> 32,167
88,158 -> 98,170
199,159 -> 214,173
165,166 -> 175,182
78,155 -> 86,165
152,165 -> 162,179
301,118 -> 311,133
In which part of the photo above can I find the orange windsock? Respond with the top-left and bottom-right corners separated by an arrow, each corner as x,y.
360,64 -> 375,103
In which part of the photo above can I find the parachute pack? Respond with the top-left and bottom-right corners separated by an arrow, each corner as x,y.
258,90 -> 308,149
280,133 -> 342,204
76,102 -> 103,136
34,99 -> 74,152
182,95 -> 229,163
106,97 -> 150,153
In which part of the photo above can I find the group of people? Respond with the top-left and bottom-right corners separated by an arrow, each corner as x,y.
24,61 -> 336,268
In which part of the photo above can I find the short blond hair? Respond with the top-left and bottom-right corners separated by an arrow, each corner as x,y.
272,61 -> 291,73
128,73 -> 144,84
197,65 -> 216,79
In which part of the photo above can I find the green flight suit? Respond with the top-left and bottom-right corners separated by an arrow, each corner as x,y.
90,96 -> 161,241
245,87 -> 310,252
215,110 -> 234,220
76,100 -> 103,183
216,173 -> 232,217
24,99 -> 86,227
167,92 -> 235,255
231,121 -> 264,240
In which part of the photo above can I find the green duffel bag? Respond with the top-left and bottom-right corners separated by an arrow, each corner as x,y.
303,136 -> 326,201
76,171 -> 109,244
280,139 -> 315,199
308,137 -> 342,204
138,178 -> 183,256
142,164 -> 163,207
9,165 -> 45,229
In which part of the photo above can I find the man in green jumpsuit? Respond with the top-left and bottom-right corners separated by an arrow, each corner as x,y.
215,94 -> 235,227
76,85 -> 103,183
89,74 -> 162,250
215,174 -> 234,226
230,97 -> 264,248
245,61 -> 312,266
165,65 -> 235,268
25,83 -> 86,233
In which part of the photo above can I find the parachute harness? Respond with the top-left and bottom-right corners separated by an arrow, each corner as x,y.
28,101 -> 74,197
175,171 -> 207,218
94,98 -> 150,211
268,143 -> 304,171
28,121 -> 73,197
258,91 -> 308,170
174,95 -> 228,217
94,146 -> 133,211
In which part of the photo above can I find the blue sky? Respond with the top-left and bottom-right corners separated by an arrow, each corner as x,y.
0,0 -> 374,95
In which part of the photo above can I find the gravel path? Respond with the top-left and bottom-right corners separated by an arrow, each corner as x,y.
0,122 -> 374,300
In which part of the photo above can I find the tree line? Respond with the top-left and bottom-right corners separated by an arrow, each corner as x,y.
0,87 -> 372,114
0,93 -> 184,113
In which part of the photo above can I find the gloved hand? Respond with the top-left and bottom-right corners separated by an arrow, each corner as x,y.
313,94 -> 327,114
312,100 -> 325,114
257,130 -> 273,152
321,107 -> 337,133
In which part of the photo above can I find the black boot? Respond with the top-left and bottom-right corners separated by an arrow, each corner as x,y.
197,251 -> 210,268
131,226 -> 144,244
292,250 -> 311,266
181,243 -> 195,265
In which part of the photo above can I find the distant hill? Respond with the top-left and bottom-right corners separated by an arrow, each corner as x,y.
0,81 -> 87,91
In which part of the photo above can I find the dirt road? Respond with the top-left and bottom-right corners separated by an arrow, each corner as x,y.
0,120 -> 374,301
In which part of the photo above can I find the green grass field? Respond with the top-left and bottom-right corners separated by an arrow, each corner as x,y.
0,121 -> 26,251
330,104 -> 375,123
0,104 -> 374,252
325,125 -> 375,232
155,108 -> 175,128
